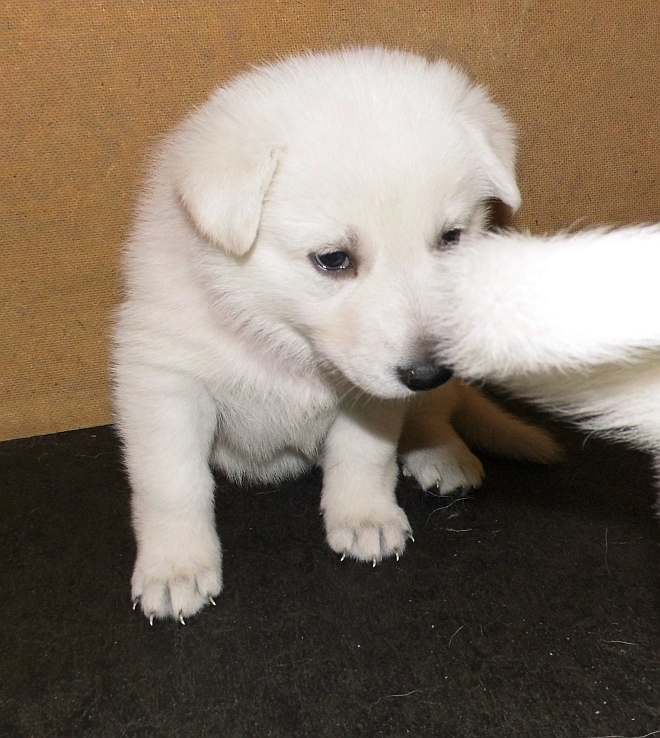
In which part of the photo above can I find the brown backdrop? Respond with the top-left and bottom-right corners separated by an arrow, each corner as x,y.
2,1 -> 659,441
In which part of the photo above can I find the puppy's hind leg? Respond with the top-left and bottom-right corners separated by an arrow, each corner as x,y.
400,380 -> 562,496
400,382 -> 485,495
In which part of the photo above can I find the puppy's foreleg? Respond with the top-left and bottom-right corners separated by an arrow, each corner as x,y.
321,400 -> 411,564
115,368 -> 222,622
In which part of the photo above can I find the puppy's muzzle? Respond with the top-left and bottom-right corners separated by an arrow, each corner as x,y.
396,361 -> 454,391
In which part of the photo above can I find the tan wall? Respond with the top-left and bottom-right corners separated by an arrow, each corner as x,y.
2,1 -> 659,441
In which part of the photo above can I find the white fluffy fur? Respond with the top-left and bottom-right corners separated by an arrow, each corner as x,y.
434,225 -> 660,462
112,47 -> 559,622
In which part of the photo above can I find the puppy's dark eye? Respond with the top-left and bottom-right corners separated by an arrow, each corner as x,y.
438,228 -> 462,248
312,250 -> 353,272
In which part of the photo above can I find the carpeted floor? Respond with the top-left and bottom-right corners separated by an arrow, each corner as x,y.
1,414 -> 659,737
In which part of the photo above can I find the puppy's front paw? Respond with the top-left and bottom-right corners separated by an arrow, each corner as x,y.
131,527 -> 222,623
324,500 -> 412,564
402,443 -> 485,495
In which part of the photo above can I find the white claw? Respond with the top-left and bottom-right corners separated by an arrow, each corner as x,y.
149,614 -> 154,627
409,533 -> 415,543
372,558 -> 377,568
395,552 -> 400,562
132,599 -> 139,611
340,552 -> 346,562
178,612 -> 186,626
208,595 -> 217,607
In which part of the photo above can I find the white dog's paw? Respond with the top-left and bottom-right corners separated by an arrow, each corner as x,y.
402,443 -> 485,495
324,500 -> 412,564
131,528 -> 222,623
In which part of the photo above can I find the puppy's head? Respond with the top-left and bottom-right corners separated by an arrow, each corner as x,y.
173,48 -> 519,399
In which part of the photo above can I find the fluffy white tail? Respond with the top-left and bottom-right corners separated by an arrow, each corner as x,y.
434,225 -> 660,454
435,225 -> 660,379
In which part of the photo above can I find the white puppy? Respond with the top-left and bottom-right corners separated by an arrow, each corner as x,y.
112,47 -> 560,623
433,225 -> 660,483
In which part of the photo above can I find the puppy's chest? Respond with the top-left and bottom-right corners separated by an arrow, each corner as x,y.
212,376 -> 337,457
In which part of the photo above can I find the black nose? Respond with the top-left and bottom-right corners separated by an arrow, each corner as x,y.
396,362 -> 454,391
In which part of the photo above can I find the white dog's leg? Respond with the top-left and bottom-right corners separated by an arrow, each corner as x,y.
321,400 -> 411,564
401,427 -> 485,495
400,381 -> 560,494
400,383 -> 485,494
115,368 -> 222,622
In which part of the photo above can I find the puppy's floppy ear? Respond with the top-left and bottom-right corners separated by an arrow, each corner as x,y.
460,85 -> 521,212
175,117 -> 281,255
